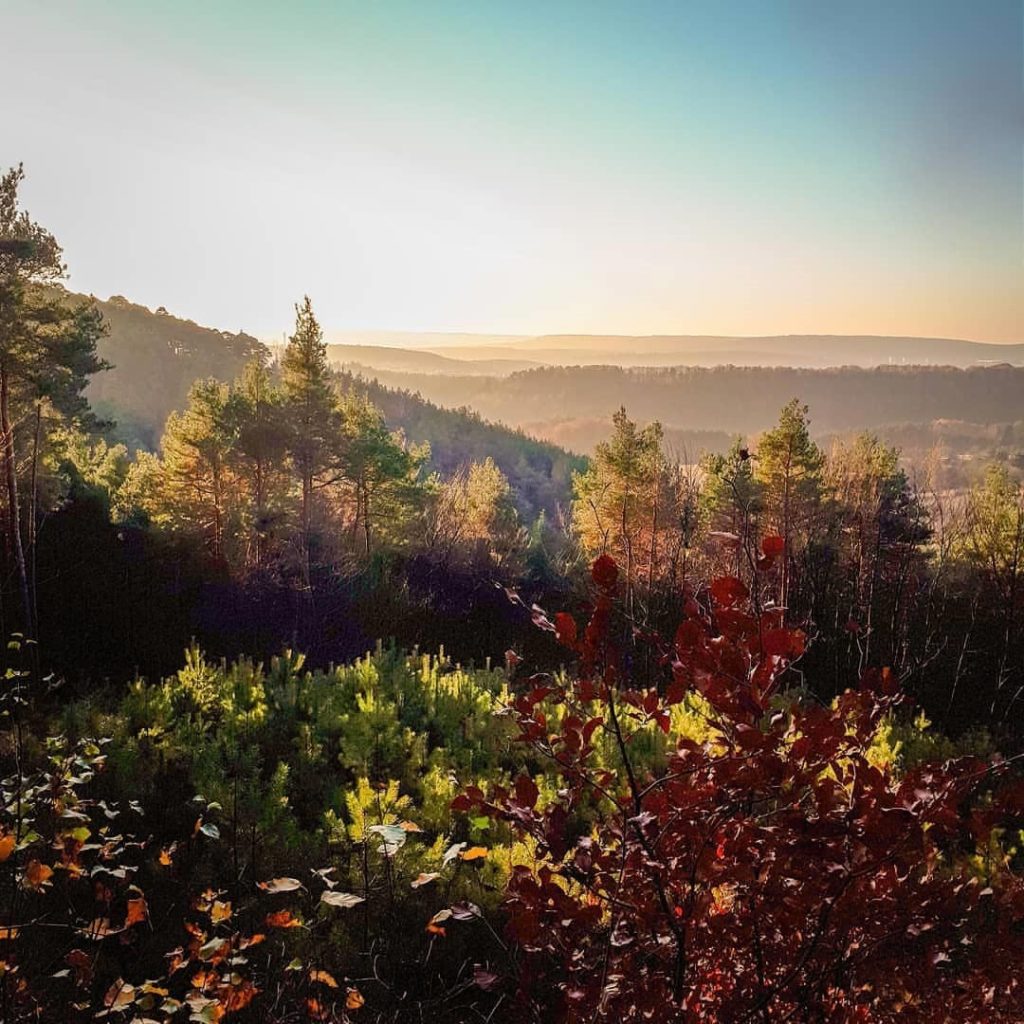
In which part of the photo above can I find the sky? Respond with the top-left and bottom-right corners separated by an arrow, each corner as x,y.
5,0 -> 1023,342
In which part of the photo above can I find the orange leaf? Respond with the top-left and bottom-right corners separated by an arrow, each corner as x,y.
460,846 -> 488,862
125,896 -> 148,927
309,969 -> 338,988
222,980 -> 258,1012
22,860 -> 53,891
346,988 -> 366,1010
265,910 -> 302,929
0,834 -> 15,863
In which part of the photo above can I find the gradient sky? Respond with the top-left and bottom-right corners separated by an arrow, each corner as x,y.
6,0 -> 1023,341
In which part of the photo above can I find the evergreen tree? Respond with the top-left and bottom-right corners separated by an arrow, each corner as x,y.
160,379 -> 234,562
572,407 -> 666,611
280,297 -> 340,578
337,391 -> 426,555
754,399 -> 823,606
0,165 -> 106,635
699,437 -> 762,578
224,358 -> 288,568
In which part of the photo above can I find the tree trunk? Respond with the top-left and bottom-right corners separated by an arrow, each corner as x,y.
0,363 -> 32,636
301,471 -> 312,586
28,401 -> 41,639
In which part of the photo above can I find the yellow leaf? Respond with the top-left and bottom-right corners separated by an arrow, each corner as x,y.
309,969 -> 338,988
210,899 -> 232,923
460,847 -> 489,862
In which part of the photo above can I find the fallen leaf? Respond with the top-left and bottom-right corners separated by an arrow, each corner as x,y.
265,910 -> 302,929
125,896 -> 148,926
257,877 -> 302,894
320,891 -> 365,909
23,860 -> 54,891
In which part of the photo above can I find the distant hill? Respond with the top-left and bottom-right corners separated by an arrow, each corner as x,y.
61,290 -> 583,515
322,329 -> 531,350
339,373 -> 585,520
428,334 -> 1024,368
68,290 -> 267,447
346,363 -> 1024,439
321,344 -> 540,376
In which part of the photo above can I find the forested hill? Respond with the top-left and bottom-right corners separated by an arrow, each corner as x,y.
68,290 -> 582,516
67,290 -> 268,446
352,363 -> 1024,436
339,373 -> 585,519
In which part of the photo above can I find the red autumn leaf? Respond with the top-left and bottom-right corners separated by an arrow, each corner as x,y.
554,611 -> 578,648
514,773 -> 539,808
591,554 -> 619,589
709,575 -> 749,608
761,534 -> 785,558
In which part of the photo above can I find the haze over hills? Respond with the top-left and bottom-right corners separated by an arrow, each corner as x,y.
67,289 -> 1024,476
310,332 -> 1024,370
322,345 -> 541,377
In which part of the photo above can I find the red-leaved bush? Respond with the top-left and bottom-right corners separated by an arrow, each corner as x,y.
457,550 -> 1024,1022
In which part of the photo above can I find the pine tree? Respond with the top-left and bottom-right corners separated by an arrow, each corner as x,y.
0,165 -> 105,636
224,358 -> 287,568
700,437 -> 762,578
336,391 -> 426,556
572,407 -> 666,611
280,297 -> 339,579
754,399 -> 823,607
160,379 -> 234,562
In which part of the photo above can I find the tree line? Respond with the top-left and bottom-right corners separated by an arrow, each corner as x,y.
571,401 -> 1024,736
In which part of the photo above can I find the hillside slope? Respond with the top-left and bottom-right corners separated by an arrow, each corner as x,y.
346,363 -> 1024,437
72,290 -> 267,446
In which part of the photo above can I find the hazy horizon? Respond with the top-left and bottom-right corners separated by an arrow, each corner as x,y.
9,0 -> 1024,342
